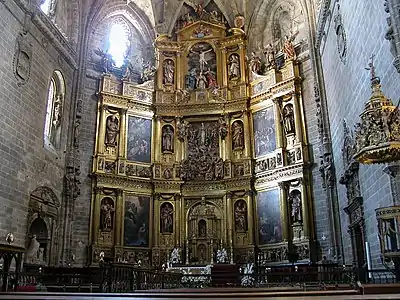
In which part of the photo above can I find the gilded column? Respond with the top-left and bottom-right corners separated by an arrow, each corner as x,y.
246,191 -> 254,245
226,192 -> 233,247
300,179 -> 310,238
243,111 -> 251,158
278,182 -> 289,241
292,92 -> 303,143
118,109 -> 127,158
155,116 -> 162,162
176,52 -> 181,90
157,58 -> 163,90
221,48 -> 228,86
239,44 -> 246,83
98,105 -> 107,154
225,114 -> 231,160
115,189 -> 123,246
273,100 -> 284,148
93,187 -> 102,243
154,194 -> 160,247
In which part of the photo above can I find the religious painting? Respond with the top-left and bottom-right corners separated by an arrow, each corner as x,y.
100,197 -> 115,232
234,199 -> 248,232
231,120 -> 244,150
253,106 -> 276,157
257,189 -> 282,244
124,194 -> 150,247
186,42 -> 217,90
162,125 -> 174,153
127,116 -> 152,163
160,202 -> 174,233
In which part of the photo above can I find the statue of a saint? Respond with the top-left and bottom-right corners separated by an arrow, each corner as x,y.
283,105 -> 295,134
249,52 -> 261,74
264,43 -> 276,71
234,200 -> 247,231
214,158 -> 224,179
290,191 -> 302,222
177,119 -> 189,141
218,117 -> 228,139
160,203 -> 173,233
196,72 -> 207,89
25,235 -> 40,264
105,115 -> 119,146
282,32 -> 298,60
163,60 -> 174,85
232,121 -> 244,150
200,122 -> 206,146
162,125 -> 174,152
228,54 -> 240,80
100,199 -> 115,231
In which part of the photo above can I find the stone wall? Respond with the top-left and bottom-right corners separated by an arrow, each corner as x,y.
319,0 -> 400,267
0,1 -> 76,257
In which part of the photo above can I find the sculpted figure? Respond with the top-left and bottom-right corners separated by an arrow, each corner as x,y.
163,60 -> 174,85
232,121 -> 244,150
282,32 -> 298,60
160,203 -> 173,233
228,54 -> 240,80
290,191 -> 302,222
101,199 -> 115,231
26,235 -> 40,264
264,43 -> 276,70
162,125 -> 174,152
105,115 -> 119,146
283,105 -> 295,134
250,52 -> 261,74
235,200 -> 247,231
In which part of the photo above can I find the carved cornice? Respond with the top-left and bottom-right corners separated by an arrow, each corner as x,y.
94,173 -> 152,191
255,163 -> 307,186
315,0 -> 332,49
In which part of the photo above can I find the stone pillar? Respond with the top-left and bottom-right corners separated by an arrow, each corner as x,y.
226,192 -> 233,248
273,100 -> 284,148
157,58 -> 163,90
278,182 -> 289,241
292,92 -> 303,144
118,109 -> 127,158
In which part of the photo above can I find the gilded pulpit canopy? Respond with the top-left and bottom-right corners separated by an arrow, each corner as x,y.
353,54 -> 400,164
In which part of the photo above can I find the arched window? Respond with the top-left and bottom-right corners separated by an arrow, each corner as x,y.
44,71 -> 65,151
107,19 -> 131,68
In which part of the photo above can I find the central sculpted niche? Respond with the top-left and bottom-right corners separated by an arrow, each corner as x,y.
180,121 -> 223,181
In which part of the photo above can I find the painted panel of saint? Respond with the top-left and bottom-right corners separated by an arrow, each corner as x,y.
160,202 -> 173,233
257,189 -> 282,244
253,106 -> 276,157
186,42 -> 217,90
127,116 -> 152,163
124,195 -> 150,247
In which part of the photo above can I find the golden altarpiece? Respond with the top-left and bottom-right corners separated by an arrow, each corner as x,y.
88,8 -> 315,267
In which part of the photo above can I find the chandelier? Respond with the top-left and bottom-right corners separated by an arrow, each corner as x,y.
353,55 -> 400,164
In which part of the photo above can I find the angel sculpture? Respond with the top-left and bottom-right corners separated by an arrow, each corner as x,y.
282,31 -> 299,61
140,59 -> 156,82
264,43 -> 276,71
94,48 -> 115,74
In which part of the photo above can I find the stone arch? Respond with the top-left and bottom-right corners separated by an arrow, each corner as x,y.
248,0 -> 309,52
26,186 -> 60,266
